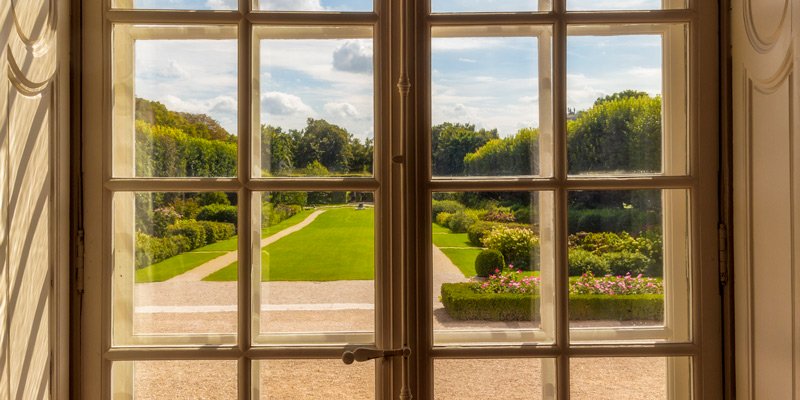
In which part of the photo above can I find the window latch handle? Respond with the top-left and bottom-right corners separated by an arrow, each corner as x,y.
342,347 -> 411,365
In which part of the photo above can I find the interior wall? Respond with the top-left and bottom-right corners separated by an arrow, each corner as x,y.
732,0 -> 800,398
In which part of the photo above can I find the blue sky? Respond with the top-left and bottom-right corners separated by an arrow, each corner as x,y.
132,1 -> 666,139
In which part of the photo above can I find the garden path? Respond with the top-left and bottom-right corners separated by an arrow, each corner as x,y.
168,209 -> 328,282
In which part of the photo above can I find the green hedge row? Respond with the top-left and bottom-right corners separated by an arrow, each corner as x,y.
440,283 -> 663,321
135,220 -> 235,269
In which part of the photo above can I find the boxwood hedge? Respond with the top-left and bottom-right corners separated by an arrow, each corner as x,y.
440,283 -> 663,321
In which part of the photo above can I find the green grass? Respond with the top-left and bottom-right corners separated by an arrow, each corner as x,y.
135,209 -> 315,283
136,250 -> 228,283
433,223 -> 484,277
263,209 -> 314,237
204,207 -> 375,281
441,248 -> 483,277
432,224 -> 473,248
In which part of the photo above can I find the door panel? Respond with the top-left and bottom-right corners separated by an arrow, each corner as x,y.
732,0 -> 799,398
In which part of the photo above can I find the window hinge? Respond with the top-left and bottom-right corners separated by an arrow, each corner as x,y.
718,224 -> 729,287
75,229 -> 85,294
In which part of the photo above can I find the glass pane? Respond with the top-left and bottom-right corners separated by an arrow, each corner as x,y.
432,0 -> 548,13
255,26 -> 374,178
431,26 -> 552,178
113,25 -> 238,178
196,192 -> 373,344
570,357 -> 692,399
568,190 -> 690,343
113,192 -> 239,344
114,0 -> 237,10
260,360 -> 375,399
256,0 -> 373,12
432,192 -> 555,345
567,25 -> 687,176
435,359 -> 556,399
112,360 -> 238,399
568,0 -> 686,10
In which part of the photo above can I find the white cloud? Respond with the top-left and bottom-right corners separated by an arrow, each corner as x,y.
332,41 -> 373,74
458,57 -> 477,63
205,0 -> 237,8
324,102 -> 361,119
259,0 -> 324,11
261,92 -> 314,116
138,59 -> 188,80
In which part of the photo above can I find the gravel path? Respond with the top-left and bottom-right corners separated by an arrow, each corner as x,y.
168,209 -> 328,282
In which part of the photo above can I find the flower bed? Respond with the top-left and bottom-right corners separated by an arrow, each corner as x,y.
441,271 -> 664,321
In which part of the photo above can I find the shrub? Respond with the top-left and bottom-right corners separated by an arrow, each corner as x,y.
435,212 -> 453,227
605,251 -> 652,276
570,272 -> 663,295
474,249 -> 505,277
446,210 -> 480,233
440,283 -> 663,321
197,204 -> 238,226
196,220 -> 235,244
152,206 -> 180,237
478,268 -> 539,294
568,208 -> 658,234
197,192 -> 231,206
432,199 -> 464,219
134,232 -> 191,269
172,198 -> 201,220
568,248 -> 610,276
512,207 -> 531,224
483,226 -> 539,270
467,221 -> 500,246
166,220 -> 207,249
482,207 -> 516,223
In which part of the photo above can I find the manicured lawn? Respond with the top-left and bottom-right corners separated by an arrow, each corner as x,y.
441,248 -> 483,277
136,250 -> 228,283
432,224 -> 473,248
204,207 -> 375,281
263,209 -> 314,238
135,209 -> 315,283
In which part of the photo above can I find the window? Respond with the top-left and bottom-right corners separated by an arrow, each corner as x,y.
81,0 -> 721,398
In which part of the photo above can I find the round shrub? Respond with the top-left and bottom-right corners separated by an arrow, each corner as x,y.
432,199 -> 464,219
483,226 -> 539,270
197,204 -> 238,227
606,251 -> 651,276
166,220 -> 207,249
568,248 -> 610,276
474,249 -> 505,277
447,210 -> 479,233
435,212 -> 453,227
467,221 -> 500,246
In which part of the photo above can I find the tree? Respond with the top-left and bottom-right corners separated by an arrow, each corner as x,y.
567,93 -> 662,174
295,119 -> 353,174
135,98 -> 233,142
261,125 -> 295,175
432,122 -> 498,176
464,128 -> 539,176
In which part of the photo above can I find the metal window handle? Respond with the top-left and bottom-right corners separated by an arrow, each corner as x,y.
342,347 -> 411,365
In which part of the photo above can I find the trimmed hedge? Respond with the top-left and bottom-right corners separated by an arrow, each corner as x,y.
135,232 -> 192,269
197,204 -> 238,227
441,283 -> 663,321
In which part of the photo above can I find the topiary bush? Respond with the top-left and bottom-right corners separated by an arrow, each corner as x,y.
197,204 -> 238,227
432,199 -> 465,219
605,251 -> 652,276
446,210 -> 480,233
482,226 -> 539,270
435,211 -> 453,227
568,248 -> 610,276
474,249 -> 505,277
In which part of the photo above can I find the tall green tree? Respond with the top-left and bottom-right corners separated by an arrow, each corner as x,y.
464,127 -> 539,176
295,118 -> 353,174
261,125 -> 296,175
431,122 -> 498,176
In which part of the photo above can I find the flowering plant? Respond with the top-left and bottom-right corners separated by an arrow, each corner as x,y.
477,267 -> 541,295
569,272 -> 663,296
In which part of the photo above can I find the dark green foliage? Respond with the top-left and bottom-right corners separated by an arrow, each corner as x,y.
262,203 -> 303,226
464,127 -> 539,176
481,207 -> 516,223
295,119 -> 353,173
197,204 -> 238,227
432,199 -> 465,219
440,283 -> 663,321
432,122 -> 498,176
568,207 -> 659,234
467,221 -> 500,246
166,220 -> 208,249
605,251 -> 652,276
262,125 -> 297,175
568,248 -> 611,276
567,94 -> 662,174
197,192 -> 231,206
173,198 -> 202,220
474,249 -> 505,277
307,191 -> 348,205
